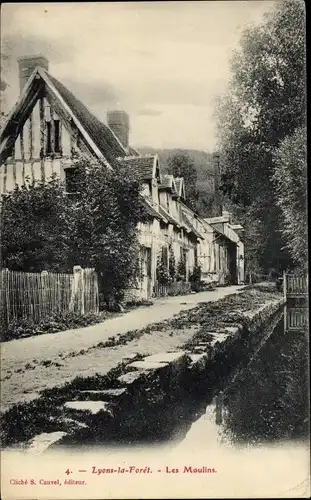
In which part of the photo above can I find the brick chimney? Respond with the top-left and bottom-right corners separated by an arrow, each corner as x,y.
107,110 -> 129,150
17,54 -> 49,92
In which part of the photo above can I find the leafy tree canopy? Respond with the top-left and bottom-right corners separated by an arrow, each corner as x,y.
1,159 -> 147,303
273,126 -> 307,269
167,151 -> 199,211
215,0 -> 306,272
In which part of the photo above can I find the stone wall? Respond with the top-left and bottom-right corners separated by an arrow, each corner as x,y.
20,296 -> 285,451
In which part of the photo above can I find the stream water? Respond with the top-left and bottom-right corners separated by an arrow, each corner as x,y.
52,303 -> 309,452
178,303 -> 309,450
2,305 -> 309,500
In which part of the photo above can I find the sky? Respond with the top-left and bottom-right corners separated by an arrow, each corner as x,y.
1,1 -> 277,152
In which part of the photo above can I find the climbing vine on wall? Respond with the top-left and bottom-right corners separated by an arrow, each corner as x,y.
177,258 -> 187,282
156,250 -> 169,285
168,244 -> 176,281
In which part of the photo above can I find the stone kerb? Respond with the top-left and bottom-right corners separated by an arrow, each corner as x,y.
22,295 -> 286,451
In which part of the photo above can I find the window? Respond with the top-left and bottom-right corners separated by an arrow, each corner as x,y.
46,122 -> 52,154
54,120 -> 61,153
65,167 -> 80,194
45,119 -> 62,155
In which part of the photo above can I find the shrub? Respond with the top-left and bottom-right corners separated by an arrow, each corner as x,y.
1,311 -> 108,342
156,252 -> 169,285
168,245 -> 176,281
177,258 -> 187,282
189,265 -> 203,292
1,159 -> 147,307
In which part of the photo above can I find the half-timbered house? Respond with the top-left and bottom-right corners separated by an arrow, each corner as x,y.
0,55 -> 244,299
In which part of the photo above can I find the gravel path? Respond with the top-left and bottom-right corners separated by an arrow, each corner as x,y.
1,286 -> 245,411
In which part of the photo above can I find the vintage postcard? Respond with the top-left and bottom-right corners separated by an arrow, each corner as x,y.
0,1 -> 309,499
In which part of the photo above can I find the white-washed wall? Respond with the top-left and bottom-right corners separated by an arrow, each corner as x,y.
0,99 -> 76,194
141,183 -> 150,197
237,241 -> 245,284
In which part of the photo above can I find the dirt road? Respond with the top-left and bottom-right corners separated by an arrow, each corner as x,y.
1,286 -> 245,411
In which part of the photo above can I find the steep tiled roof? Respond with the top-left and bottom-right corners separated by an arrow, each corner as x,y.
128,146 -> 140,156
117,155 -> 157,181
181,211 -> 204,240
143,199 -> 161,220
47,72 -> 128,167
144,198 -> 167,222
158,205 -> 181,228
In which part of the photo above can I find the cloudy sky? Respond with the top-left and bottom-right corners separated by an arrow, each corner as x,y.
1,1 -> 277,151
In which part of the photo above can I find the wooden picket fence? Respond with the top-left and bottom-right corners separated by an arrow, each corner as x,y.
154,280 -> 192,298
0,266 -> 99,330
284,307 -> 308,332
283,272 -> 308,299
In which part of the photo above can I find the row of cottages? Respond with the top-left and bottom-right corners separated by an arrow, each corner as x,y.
0,55 -> 245,300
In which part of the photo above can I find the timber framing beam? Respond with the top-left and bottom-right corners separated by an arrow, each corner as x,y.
0,80 -> 44,164
44,87 -> 94,161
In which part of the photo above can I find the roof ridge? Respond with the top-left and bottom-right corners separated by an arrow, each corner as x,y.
121,153 -> 156,160
117,155 -> 138,160
43,69 -> 129,165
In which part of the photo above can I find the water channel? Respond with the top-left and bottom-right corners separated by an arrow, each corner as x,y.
2,304 -> 308,500
179,303 -> 309,450
53,303 -> 309,452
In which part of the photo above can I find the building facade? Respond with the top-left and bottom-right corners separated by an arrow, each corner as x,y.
0,55 -> 244,299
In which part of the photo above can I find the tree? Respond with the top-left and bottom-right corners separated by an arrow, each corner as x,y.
215,0 -> 306,272
273,126 -> 307,269
1,159 -> 147,305
1,175 -> 73,272
69,159 -> 147,304
167,151 -> 199,211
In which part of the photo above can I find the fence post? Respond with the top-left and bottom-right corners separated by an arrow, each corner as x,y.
0,268 -> 9,331
81,268 -> 85,315
94,271 -> 99,313
41,270 -> 49,320
71,266 -> 84,314
283,270 -> 287,301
